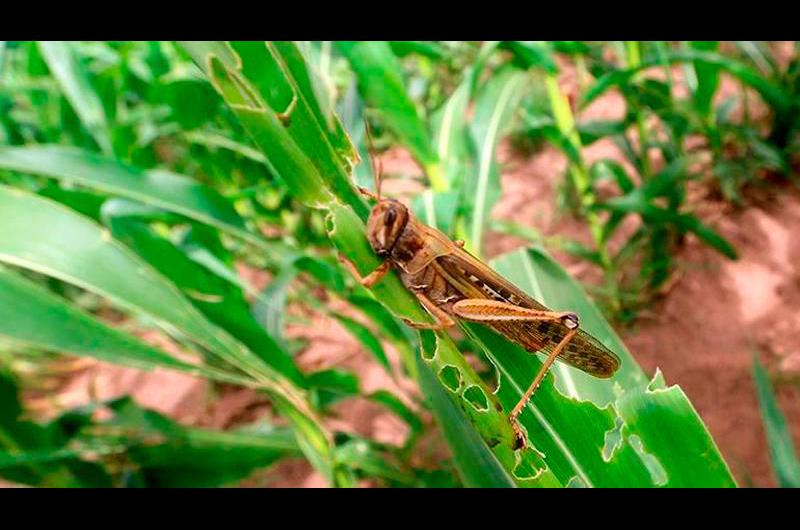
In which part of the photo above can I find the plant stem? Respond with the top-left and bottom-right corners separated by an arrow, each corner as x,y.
624,41 -> 652,179
544,73 -> 622,315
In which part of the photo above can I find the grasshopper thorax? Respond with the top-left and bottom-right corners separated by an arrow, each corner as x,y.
366,199 -> 410,257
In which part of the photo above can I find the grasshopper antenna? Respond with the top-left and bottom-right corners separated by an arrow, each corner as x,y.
363,117 -> 383,201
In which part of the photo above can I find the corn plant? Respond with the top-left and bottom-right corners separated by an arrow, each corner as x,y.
0,41 -> 738,487
503,41 -> 742,321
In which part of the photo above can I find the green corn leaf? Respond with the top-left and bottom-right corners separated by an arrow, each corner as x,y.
477,247 -> 736,487
106,397 -> 300,487
0,186 -> 266,379
689,41 -> 721,119
422,77 -> 473,235
430,79 -> 472,191
388,41 -> 446,60
0,145 -> 252,241
464,65 -> 528,256
0,185 -> 343,486
598,197 -> 738,260
336,41 -> 443,189
0,266 -> 242,384
103,212 -> 305,386
582,49 -> 790,117
270,41 -> 352,156
182,42 -> 367,220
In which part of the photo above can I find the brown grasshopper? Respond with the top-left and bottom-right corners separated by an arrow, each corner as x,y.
339,137 -> 620,450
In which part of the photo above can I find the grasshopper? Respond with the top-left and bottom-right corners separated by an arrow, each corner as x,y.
339,134 -> 620,450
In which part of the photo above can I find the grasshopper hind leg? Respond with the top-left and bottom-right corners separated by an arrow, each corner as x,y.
401,291 -> 456,331
510,326 -> 578,449
450,298 -> 580,450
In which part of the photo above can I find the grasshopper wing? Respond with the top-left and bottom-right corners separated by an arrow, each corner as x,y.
437,251 -> 621,378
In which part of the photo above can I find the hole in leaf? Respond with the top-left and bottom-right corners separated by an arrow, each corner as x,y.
323,212 -> 335,235
463,385 -> 489,411
566,476 -> 588,488
512,457 -> 547,481
420,330 -> 436,361
629,434 -> 668,486
438,365 -> 462,393
602,416 -> 625,462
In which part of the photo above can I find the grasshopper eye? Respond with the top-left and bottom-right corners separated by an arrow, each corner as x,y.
385,209 -> 397,225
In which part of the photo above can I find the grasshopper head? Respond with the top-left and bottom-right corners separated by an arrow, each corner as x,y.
366,199 -> 409,257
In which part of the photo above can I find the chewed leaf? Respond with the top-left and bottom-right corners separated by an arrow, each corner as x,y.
417,358 -> 516,488
617,372 -> 736,487
475,246 -> 737,487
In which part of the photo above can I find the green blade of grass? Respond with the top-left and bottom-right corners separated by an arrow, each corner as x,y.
36,41 -> 112,154
689,41 -> 721,119
464,65 -> 527,256
752,354 -> 800,488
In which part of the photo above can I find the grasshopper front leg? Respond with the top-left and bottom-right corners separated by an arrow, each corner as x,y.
340,254 -> 454,330
452,299 -> 579,450
338,255 -> 391,288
